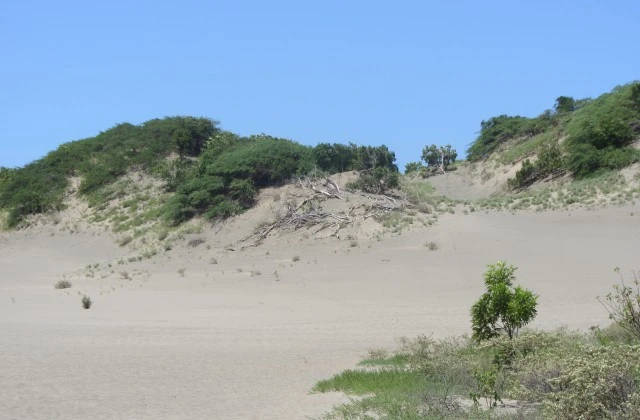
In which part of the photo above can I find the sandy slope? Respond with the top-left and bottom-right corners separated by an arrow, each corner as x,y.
1,204 -> 639,419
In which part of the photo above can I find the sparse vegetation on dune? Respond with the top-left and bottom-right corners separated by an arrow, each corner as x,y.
315,266 -> 640,419
81,295 -> 92,309
54,279 -> 72,289
1,82 -> 638,253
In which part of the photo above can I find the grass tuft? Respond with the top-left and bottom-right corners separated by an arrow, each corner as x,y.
81,295 -> 92,309
54,279 -> 72,289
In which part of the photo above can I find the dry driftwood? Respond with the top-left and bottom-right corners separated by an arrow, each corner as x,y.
237,177 -> 405,248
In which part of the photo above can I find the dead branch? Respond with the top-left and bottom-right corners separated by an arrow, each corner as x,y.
324,178 -> 341,193
311,184 -> 343,199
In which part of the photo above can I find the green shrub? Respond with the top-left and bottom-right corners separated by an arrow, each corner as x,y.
566,143 -> 603,178
404,161 -> 424,175
0,117 -> 218,226
467,114 -> 553,161
536,139 -> 565,176
565,82 -> 640,177
508,159 -> 537,189
471,261 -> 538,341
537,345 -> 640,419
204,136 -> 313,187
347,167 -> 399,194
313,142 -> 358,173
421,144 -> 457,169
228,179 -> 256,206
202,197 -> 243,220
599,269 -> 640,340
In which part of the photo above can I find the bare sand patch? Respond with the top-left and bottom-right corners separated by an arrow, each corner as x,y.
1,203 -> 639,419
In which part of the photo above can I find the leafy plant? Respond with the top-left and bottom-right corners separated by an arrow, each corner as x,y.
421,144 -> 457,169
599,268 -> 640,340
470,364 -> 505,408
0,117 -> 218,226
471,261 -> 538,341
404,161 -> 424,175
347,167 -> 399,194
507,159 -> 537,189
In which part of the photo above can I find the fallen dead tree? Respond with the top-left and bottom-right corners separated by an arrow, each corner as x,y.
239,177 -> 406,249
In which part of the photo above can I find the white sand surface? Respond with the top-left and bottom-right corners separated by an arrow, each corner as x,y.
1,204 -> 639,419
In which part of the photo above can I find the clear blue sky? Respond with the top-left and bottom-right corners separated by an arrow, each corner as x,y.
1,1 -> 639,170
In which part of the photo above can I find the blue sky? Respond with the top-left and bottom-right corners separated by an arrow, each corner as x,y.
1,1 -> 639,170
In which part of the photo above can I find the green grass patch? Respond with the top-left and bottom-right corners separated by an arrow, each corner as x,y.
497,131 -> 555,165
314,369 -> 427,395
358,354 -> 409,367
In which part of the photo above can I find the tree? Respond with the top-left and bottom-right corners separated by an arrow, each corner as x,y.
313,143 -> 357,173
346,167 -> 399,194
554,96 -> 576,113
421,144 -> 457,170
404,161 -> 424,174
0,167 -> 14,187
471,262 -> 538,341
354,145 -> 398,172
631,82 -> 640,109
173,128 -> 192,158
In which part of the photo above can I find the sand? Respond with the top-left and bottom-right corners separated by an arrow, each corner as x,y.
1,203 -> 639,419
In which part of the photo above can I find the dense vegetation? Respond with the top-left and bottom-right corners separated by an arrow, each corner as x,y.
467,82 -> 640,187
315,266 -> 640,419
3,81 -> 639,228
0,117 -> 398,227
0,117 -> 217,227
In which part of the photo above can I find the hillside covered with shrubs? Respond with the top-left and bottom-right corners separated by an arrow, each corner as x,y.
2,81 -> 640,229
465,82 -> 640,189
0,117 -> 398,228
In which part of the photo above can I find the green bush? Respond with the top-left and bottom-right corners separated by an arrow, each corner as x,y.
404,161 -> 424,175
565,82 -> 640,177
530,345 -> 640,419
507,159 -> 537,189
0,117 -> 218,226
313,142 -> 358,173
535,140 -> 565,176
471,261 -> 538,341
566,143 -> 603,178
163,136 -> 314,224
567,144 -> 640,178
228,179 -> 257,206
508,140 -> 566,189
204,136 -> 313,186
599,269 -> 640,341
467,114 -> 553,161
347,167 -> 399,194
421,144 -> 457,169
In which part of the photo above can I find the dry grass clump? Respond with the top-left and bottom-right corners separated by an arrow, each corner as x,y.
54,279 -> 72,289
117,235 -> 133,247
425,241 -> 439,251
187,238 -> 205,247
81,295 -> 92,309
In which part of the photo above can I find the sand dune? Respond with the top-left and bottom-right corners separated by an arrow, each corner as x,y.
1,204 -> 639,419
